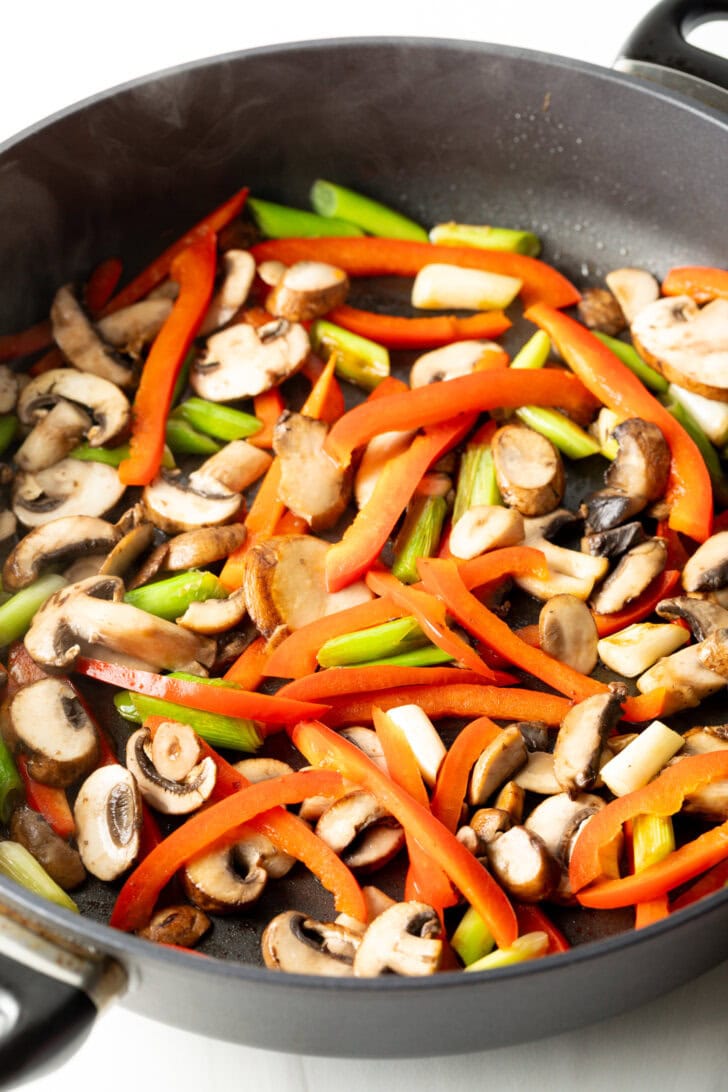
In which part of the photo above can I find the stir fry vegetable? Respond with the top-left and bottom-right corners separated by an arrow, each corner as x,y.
1,179 -> 728,982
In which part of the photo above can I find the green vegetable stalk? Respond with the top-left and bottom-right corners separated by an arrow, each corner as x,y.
173,398 -> 261,442
451,906 -> 495,966
309,319 -> 390,391
70,443 -> 175,469
165,416 -> 221,456
593,331 -> 669,393
0,841 -> 78,913
317,616 -> 431,668
429,221 -> 541,257
0,573 -> 67,647
310,179 -> 428,242
124,570 -> 228,621
453,440 -> 501,525
114,691 -> 262,753
391,493 -> 449,584
0,737 -> 22,824
248,196 -> 364,239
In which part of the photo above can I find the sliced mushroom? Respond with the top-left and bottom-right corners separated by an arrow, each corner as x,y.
577,287 -> 626,335
14,400 -> 92,472
468,725 -> 528,806
272,412 -> 352,531
188,440 -> 272,496
491,424 -> 565,517
604,268 -> 660,324
485,826 -> 559,902
682,531 -> 728,593
581,418 -> 670,533
539,594 -> 599,675
73,764 -> 141,881
637,642 -> 726,711
315,790 -> 405,872
9,805 -> 86,890
17,368 -> 131,448
590,538 -> 667,615
161,524 -> 248,572
3,515 -> 120,590
409,340 -> 504,387
681,725 -> 728,755
142,469 -> 243,533
262,911 -> 360,976
696,627 -> 728,680
50,284 -> 135,388
233,756 -> 294,782
10,676 -> 99,787
494,780 -> 526,823
149,720 -> 201,782
469,807 -> 513,844
525,792 -> 604,861
516,534 -> 609,602
513,751 -> 562,795
125,726 -> 217,815
199,249 -> 256,335
242,535 -> 372,643
353,902 -> 442,977
657,595 -> 728,640
24,574 -> 216,674
581,520 -> 647,558
191,316 -> 309,401
522,508 -> 582,542
338,727 -> 388,773
683,778 -> 728,822
96,298 -> 173,356
13,459 -> 126,528
137,904 -> 211,948
183,843 -> 267,913
631,296 -> 728,401
99,521 -> 156,578
552,687 -> 625,797
177,588 -> 247,635
449,505 -> 525,560
266,260 -> 349,322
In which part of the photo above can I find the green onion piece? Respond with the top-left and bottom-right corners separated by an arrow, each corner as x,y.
514,406 -> 601,460
510,330 -> 552,370
317,616 -> 430,668
392,494 -> 448,584
453,442 -> 501,525
309,319 -> 390,392
173,397 -> 262,442
464,931 -> 549,972
451,906 -> 495,966
0,841 -> 78,913
0,414 -> 18,456
310,179 -> 428,242
70,443 -> 175,469
593,331 -> 669,393
113,692 -> 262,753
165,416 -> 222,456
429,221 -> 541,256
355,645 -> 454,668
124,571 -> 227,621
632,813 -> 675,873
0,573 -> 67,647
248,197 -> 364,239
0,737 -> 22,824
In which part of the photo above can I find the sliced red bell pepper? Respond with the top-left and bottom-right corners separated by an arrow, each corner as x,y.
250,236 -> 581,309
110,768 -> 364,931
457,545 -> 549,590
524,303 -> 713,543
292,719 -> 517,948
513,903 -> 570,952
84,257 -> 123,315
430,716 -> 502,832
592,569 -> 681,637
661,265 -> 728,304
656,520 -> 692,572
634,897 -> 670,929
278,665 -> 493,702
15,753 -> 75,840
325,304 -> 511,349
223,636 -> 270,689
301,355 -> 345,422
248,387 -> 285,450
119,235 -> 217,486
671,857 -> 728,911
0,318 -> 53,362
74,657 -> 329,727
100,186 -> 249,316
325,368 -> 598,468
28,347 -> 64,377
325,414 -> 477,591
138,800 -> 164,862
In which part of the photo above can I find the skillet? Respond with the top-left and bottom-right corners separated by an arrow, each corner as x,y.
0,0 -> 727,1082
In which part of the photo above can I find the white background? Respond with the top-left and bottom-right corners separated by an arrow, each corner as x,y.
3,2 -> 728,1089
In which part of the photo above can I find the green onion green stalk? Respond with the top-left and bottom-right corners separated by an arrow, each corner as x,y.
173,398 -> 261,442
165,416 -> 222,456
392,494 -> 449,584
451,906 -> 496,966
0,573 -> 67,647
0,415 -> 18,457
514,406 -> 601,460
662,395 -> 728,503
309,319 -> 390,391
124,570 -> 228,621
429,221 -> 541,257
317,616 -> 431,668
310,179 -> 428,242
0,841 -> 78,913
114,691 -> 262,753
70,443 -> 175,469
0,737 -> 22,824
593,331 -> 669,393
355,645 -> 454,668
248,197 -> 364,239
453,441 -> 501,525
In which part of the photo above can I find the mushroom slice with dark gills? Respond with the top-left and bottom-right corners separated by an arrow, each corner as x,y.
182,839 -> 273,914
681,531 -> 728,593
590,537 -> 668,615
3,515 -> 121,590
17,368 -> 131,450
12,459 -> 126,528
468,725 -> 528,807
198,250 -> 256,335
577,287 -> 626,336
410,339 -> 504,387
353,902 -> 442,977
581,520 -> 647,559
272,412 -> 352,532
631,295 -> 728,401
23,574 -> 216,674
142,469 -> 243,534
581,418 -> 670,533
50,284 -> 135,389
177,588 -> 247,635
125,727 -> 216,815
188,440 -> 272,497
262,911 -> 361,976
73,764 -> 141,881
14,400 -> 92,473
315,790 -> 405,873
161,523 -> 248,573
137,905 -> 211,948
9,676 -> 99,788
656,595 -> 728,641
191,316 -> 309,401
485,825 -> 560,903
9,805 -> 86,890
96,298 -> 173,356
491,424 -> 565,517
265,260 -> 349,323
552,687 -> 625,798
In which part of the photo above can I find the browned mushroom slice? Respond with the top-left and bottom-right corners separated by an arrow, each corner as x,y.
13,459 -> 126,528
353,902 -> 442,977
142,469 -> 243,534
242,535 -> 372,643
577,286 -> 626,335
485,826 -> 559,902
682,531 -> 728,593
266,260 -> 349,322
149,720 -> 201,782
17,368 -> 131,449
468,725 -> 528,806
73,764 -> 141,881
681,725 -> 728,755
525,792 -> 604,861
182,843 -> 267,913
99,522 -> 156,579
15,400 -> 91,472
513,751 -> 562,795
262,911 -> 360,976
315,790 -> 405,873
177,588 -> 247,635
50,285 -> 135,388
538,594 -> 599,675
631,295 -> 728,401
591,538 -> 667,615
494,780 -> 526,823
272,412 -> 352,531
3,515 -> 120,590
199,250 -> 256,335
10,677 -> 99,787
191,316 -> 309,401
656,595 -> 728,640
581,520 -> 647,558
96,298 -> 173,356
137,905 -> 211,947
9,805 -> 86,890
581,419 -> 670,533
161,524 -> 248,572
126,727 -> 217,815
683,780 -> 728,822
338,727 -> 388,773
604,268 -> 659,324
409,340 -> 503,387
232,756 -> 294,782
491,424 -> 565,517
638,642 -> 726,711
188,440 -> 272,496
469,807 -> 513,844
552,688 -> 625,797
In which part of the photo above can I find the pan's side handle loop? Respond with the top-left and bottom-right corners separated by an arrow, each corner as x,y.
0,905 -> 126,1088
616,0 -> 728,111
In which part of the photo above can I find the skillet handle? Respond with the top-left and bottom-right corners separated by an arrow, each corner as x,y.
616,0 -> 728,110
0,905 -> 126,1088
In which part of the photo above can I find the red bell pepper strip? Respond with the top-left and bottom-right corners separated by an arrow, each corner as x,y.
671,857 -> 728,911
301,355 -> 345,423
250,236 -> 581,310
84,257 -> 123,315
138,800 -> 164,862
366,569 -> 513,684
100,186 -> 249,316
74,656 -> 329,727
661,265 -> 728,304
656,520 -> 692,572
248,387 -> 285,450
324,368 -> 598,468
325,414 -> 477,591
634,897 -> 670,929
291,719 -> 517,948
110,768 -> 364,931
457,545 -> 549,590
321,684 -> 571,728
15,753 -> 76,840
325,304 -> 511,349
513,903 -> 570,952
430,716 -> 502,833
591,569 -> 681,637
570,752 -> 728,901
223,636 -> 270,690
278,665 -> 493,702
119,235 -> 217,486
524,303 -> 713,543
0,319 -> 53,362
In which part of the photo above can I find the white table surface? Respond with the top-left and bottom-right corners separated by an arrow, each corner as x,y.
2,1 -> 728,1089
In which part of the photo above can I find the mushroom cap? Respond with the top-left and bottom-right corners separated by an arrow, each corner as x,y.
126,727 -> 217,815
538,594 -> 599,676
266,260 -> 349,323
50,284 -> 135,388
261,911 -> 360,976
199,249 -> 256,336
682,531 -> 728,593
9,676 -> 99,787
13,459 -> 126,528
73,764 -> 141,881
352,902 -> 442,977
273,412 -> 352,531
631,296 -> 728,401
491,424 -> 565,517
410,339 -> 502,387
315,790 -> 405,872
3,514 -> 120,590
142,469 -> 243,533
191,317 -> 309,401
590,537 -> 668,616
17,367 -> 131,447
183,843 -> 267,913
96,298 -> 173,355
